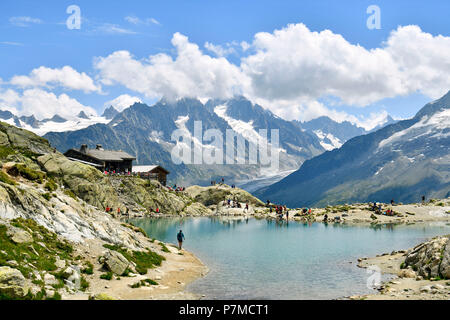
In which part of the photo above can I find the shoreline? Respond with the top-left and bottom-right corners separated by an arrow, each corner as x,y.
61,239 -> 209,300
125,198 -> 450,228
126,215 -> 449,301
352,243 -> 450,300
97,198 -> 449,300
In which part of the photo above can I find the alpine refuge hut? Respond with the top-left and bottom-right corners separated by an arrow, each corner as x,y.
132,165 -> 169,186
64,144 -> 136,173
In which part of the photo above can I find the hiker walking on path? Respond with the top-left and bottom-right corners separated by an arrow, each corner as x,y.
177,230 -> 185,250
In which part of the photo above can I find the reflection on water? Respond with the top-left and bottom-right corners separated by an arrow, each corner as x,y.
128,217 -> 450,300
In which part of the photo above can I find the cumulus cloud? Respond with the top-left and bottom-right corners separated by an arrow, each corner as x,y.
103,94 -> 142,111
242,24 -> 450,110
9,23 -> 447,124
93,24 -> 450,123
94,32 -> 247,100
0,88 -> 97,120
384,25 -> 450,99
10,66 -> 101,93
0,88 -> 20,113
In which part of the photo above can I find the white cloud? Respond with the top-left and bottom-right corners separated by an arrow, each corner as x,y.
204,42 -> 236,57
93,24 -> 450,123
104,94 -> 142,111
125,16 -> 161,26
94,32 -> 247,100
10,66 -> 101,93
0,41 -> 23,46
96,23 -> 137,35
0,88 -> 20,113
241,24 -> 450,110
384,25 -> 450,99
9,16 -> 42,27
0,88 -> 97,120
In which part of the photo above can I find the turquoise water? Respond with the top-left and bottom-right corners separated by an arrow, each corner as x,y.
129,217 -> 450,299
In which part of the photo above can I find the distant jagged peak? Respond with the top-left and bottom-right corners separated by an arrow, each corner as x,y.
42,114 -> 67,123
101,105 -> 119,119
0,109 -> 15,120
77,111 -> 90,119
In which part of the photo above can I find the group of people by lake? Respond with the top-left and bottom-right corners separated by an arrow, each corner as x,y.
223,198 -> 250,212
105,205 -> 129,215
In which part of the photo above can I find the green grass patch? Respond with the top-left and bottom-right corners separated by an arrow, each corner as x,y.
42,192 -> 52,201
80,276 -> 89,291
0,171 -> 16,185
63,189 -> 77,200
131,278 -> 158,288
45,291 -> 62,300
0,145 -> 15,159
8,164 -> 46,183
81,261 -> 94,275
44,178 -> 58,192
0,218 -> 74,278
100,272 -> 113,280
159,243 -> 170,253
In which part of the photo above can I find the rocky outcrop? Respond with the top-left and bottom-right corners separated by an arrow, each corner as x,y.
103,250 -> 130,275
37,152 -> 121,210
404,235 -> 450,279
6,226 -> 33,244
185,185 -> 264,207
0,121 -> 53,155
0,266 -> 27,298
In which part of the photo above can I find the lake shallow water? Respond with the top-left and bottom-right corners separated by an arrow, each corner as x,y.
129,217 -> 450,299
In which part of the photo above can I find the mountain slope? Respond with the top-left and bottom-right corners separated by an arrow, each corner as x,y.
44,97 -> 325,186
255,91 -> 450,207
298,116 -> 367,151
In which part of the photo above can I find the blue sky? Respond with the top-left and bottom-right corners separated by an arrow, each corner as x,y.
0,0 -> 449,129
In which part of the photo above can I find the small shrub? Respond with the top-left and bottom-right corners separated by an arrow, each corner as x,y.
42,193 -> 52,201
131,278 -> 158,288
80,276 -> 90,291
81,262 -> 94,275
46,291 -> 62,300
100,272 -> 113,280
44,179 -> 58,192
